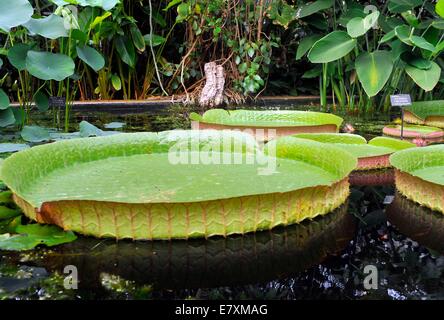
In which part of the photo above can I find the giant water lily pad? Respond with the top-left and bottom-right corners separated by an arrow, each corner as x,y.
403,101 -> 444,128
390,145 -> 444,213
0,131 -> 356,240
190,109 -> 343,142
293,133 -> 415,170
383,124 -> 444,143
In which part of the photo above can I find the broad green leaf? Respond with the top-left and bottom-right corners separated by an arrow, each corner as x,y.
395,25 -> 413,46
266,0 -> 296,29
77,0 -> 120,11
0,108 -> 15,127
390,39 -> 409,61
294,133 -> 414,159
21,126 -> 50,142
0,57 -> 3,69
23,14 -> 69,39
346,11 -> 380,38
437,0 -> 444,18
33,91 -> 49,112
302,66 -> 322,78
0,190 -> 12,204
404,100 -> 444,121
380,29 -> 396,44
406,61 -> 441,91
388,0 -> 422,13
130,24 -> 145,52
76,45 -> 105,72
71,29 -> 88,43
308,31 -> 356,63
390,145 -> 444,212
296,0 -> 334,19
163,0 -> 181,11
143,34 -> 167,47
355,51 -> 393,97
7,44 -> 32,71
0,144 -> 29,154
0,88 -> 9,110
79,120 -> 104,137
296,35 -> 322,60
26,51 -> 75,81
410,36 -> 436,52
0,224 -> 77,251
401,52 -> 432,70
90,11 -> 112,29
401,11 -> 419,28
176,3 -> 190,22
0,0 -> 33,32
0,131 -> 356,239
0,206 -> 21,219
115,36 -> 136,68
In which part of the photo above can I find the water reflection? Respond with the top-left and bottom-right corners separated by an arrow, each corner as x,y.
32,202 -> 355,291
387,192 -> 444,254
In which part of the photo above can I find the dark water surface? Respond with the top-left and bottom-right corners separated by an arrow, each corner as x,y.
1,105 -> 443,300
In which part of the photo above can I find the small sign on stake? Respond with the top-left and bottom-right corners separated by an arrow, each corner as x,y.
48,96 -> 66,108
390,94 -> 412,140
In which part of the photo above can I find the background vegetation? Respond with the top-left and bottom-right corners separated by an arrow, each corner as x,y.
2,0 -> 444,130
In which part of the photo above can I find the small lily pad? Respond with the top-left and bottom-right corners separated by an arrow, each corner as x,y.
21,126 -> 51,143
104,122 -> 125,129
0,143 -> 29,154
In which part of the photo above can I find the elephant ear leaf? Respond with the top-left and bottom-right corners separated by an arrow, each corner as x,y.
405,61 -> 441,92
308,31 -> 356,63
76,45 -> 105,72
355,51 -> 394,97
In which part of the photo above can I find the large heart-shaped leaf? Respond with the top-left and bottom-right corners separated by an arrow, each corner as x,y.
346,11 -> 380,38
296,0 -> 334,19
76,45 -> 105,72
388,0 -> 422,13
405,61 -> 441,91
356,51 -> 394,97
7,44 -> 32,71
437,0 -> 444,19
26,51 -> 75,81
23,14 -> 69,39
308,31 -> 356,63
0,0 -> 33,32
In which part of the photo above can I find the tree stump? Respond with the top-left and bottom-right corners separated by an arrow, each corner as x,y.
199,62 -> 225,107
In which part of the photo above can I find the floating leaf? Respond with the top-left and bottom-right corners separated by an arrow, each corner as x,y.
355,51 -> 394,97
21,126 -> 51,143
405,61 -> 441,92
26,51 -> 75,81
23,14 -> 69,39
0,143 -> 29,154
0,0 -> 33,32
79,120 -> 104,137
76,45 -> 105,72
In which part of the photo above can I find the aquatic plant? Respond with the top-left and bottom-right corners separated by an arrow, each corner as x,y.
404,101 -> 444,128
293,133 -> 415,170
0,130 -> 356,240
390,145 -> 444,213
383,124 -> 444,144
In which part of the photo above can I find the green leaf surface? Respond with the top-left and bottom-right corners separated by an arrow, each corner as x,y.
26,51 -> 75,81
346,11 -> 380,38
33,91 -> 49,112
143,34 -> 167,47
0,88 -> 9,110
0,131 -> 355,208
190,109 -> 343,128
76,45 -> 105,72
23,14 -> 69,39
0,109 -> 15,128
296,35 -> 322,60
0,0 -> 33,32
7,44 -> 32,71
115,36 -> 136,68
405,61 -> 441,91
404,101 -> 444,120
296,0 -> 334,19
388,0 -> 422,13
0,206 -> 21,220
437,0 -> 444,18
308,31 -> 356,63
355,51 -> 393,97
0,143 -> 29,154
21,126 -> 50,143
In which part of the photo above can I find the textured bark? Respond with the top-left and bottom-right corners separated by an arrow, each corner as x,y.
199,62 -> 225,107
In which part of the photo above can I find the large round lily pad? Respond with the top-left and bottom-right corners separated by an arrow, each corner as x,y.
190,109 -> 344,141
0,130 -> 356,240
403,100 -> 444,129
390,145 -> 444,213
383,124 -> 444,143
293,133 -> 415,170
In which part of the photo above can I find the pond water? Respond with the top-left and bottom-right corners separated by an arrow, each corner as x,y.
1,104 -> 443,300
